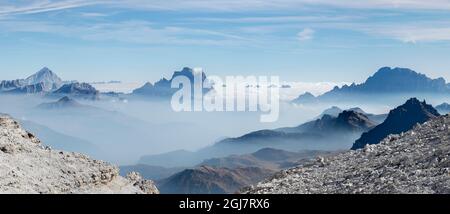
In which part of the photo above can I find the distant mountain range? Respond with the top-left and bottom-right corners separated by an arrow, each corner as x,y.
293,67 -> 450,104
315,106 -> 387,123
0,67 -> 99,100
352,98 -> 440,150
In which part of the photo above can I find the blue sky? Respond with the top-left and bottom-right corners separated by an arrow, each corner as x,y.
1,0 -> 450,83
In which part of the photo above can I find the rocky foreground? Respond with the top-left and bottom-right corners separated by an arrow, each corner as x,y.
244,114 -> 450,194
0,114 -> 158,194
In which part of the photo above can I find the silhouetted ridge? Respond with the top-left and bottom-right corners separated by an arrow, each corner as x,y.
351,98 -> 440,150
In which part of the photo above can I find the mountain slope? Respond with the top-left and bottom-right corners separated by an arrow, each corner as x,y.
0,114 -> 158,194
352,98 -> 440,150
244,114 -> 450,194
19,119 -> 100,156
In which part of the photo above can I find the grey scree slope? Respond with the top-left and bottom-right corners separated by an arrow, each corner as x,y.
0,114 -> 159,194
244,115 -> 450,194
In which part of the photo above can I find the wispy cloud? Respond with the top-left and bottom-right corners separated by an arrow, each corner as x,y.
187,15 -> 360,24
0,19 -> 249,46
80,12 -> 109,17
2,0 -> 450,17
297,28 -> 315,41
0,0 -> 99,16
365,25 -> 450,43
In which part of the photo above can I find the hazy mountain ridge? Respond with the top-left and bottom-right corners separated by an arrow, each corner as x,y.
130,148 -> 335,193
19,119 -> 100,156
37,96 -> 84,109
138,110 -> 378,168
199,148 -> 336,171
157,165 -> 275,194
244,114 -> 450,194
436,102 -> 450,115
216,110 -> 376,149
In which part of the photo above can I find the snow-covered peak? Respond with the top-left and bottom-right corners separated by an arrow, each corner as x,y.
25,67 -> 63,91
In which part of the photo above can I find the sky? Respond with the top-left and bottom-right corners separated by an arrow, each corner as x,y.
1,0 -> 450,83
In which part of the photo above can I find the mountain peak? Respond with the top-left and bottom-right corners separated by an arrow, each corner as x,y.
352,98 -> 440,150
37,96 -> 82,109
25,67 -> 63,91
53,82 -> 99,100
292,92 -> 316,103
334,110 -> 376,131
38,67 -> 52,73
57,96 -> 75,103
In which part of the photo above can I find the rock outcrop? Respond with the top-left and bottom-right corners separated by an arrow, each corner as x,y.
0,114 -> 158,194
244,114 -> 450,194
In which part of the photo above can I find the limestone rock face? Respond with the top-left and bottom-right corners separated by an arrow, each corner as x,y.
244,115 -> 450,194
0,114 -> 158,194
